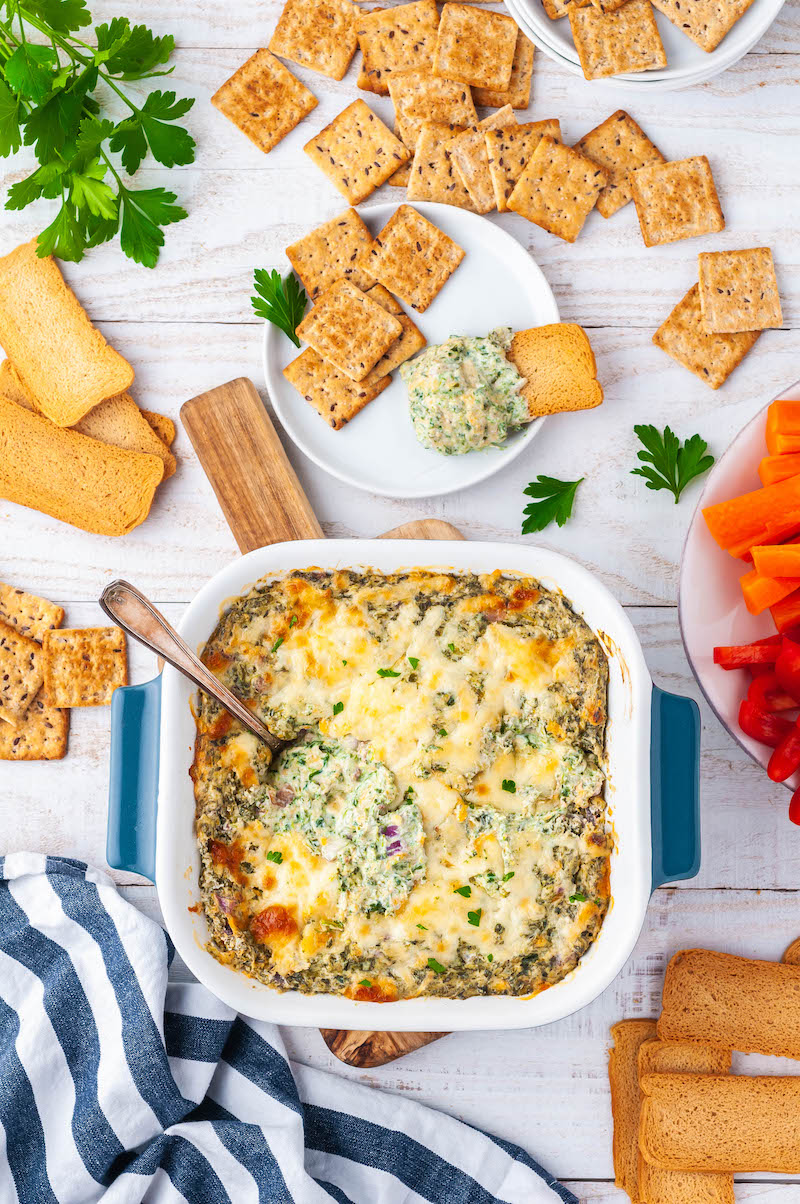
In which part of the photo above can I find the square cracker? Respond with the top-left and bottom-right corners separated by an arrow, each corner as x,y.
388,72 -> 477,151
0,696 -> 68,761
356,0 -> 440,95
368,204 -> 465,313
507,135 -> 607,243
472,31 -> 534,108
574,109 -> 665,219
283,348 -> 390,429
451,106 -> 516,215
542,0 -> 590,19
407,122 -> 478,211
0,582 -> 63,643
630,155 -> 724,247
365,285 -> 427,374
286,208 -> 375,300
433,4 -> 518,91
211,49 -> 317,155
0,621 -> 43,726
650,0 -> 755,50
42,627 -> 128,708
485,118 -> 561,212
698,248 -> 782,334
568,0 -> 667,79
295,279 -> 402,381
269,0 -> 358,81
304,99 -> 410,205
653,283 -> 760,390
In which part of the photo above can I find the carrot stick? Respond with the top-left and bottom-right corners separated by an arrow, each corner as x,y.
740,569 -> 800,615
703,475 -> 800,549
759,454 -> 800,486
752,545 -> 800,578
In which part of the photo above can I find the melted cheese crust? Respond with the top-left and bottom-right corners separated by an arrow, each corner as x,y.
192,569 -> 610,1001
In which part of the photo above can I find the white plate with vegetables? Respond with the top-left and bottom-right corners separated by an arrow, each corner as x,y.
261,201 -> 559,500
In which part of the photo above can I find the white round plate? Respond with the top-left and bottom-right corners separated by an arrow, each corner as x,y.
679,379 -> 800,782
505,0 -> 786,91
263,201 -> 558,499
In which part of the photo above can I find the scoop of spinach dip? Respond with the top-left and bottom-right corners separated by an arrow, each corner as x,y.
400,327 -> 528,456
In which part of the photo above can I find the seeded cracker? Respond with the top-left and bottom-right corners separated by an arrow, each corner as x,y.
486,119 -> 561,213
653,284 -> 760,390
304,100 -> 410,205
451,106 -> 516,215
365,285 -> 427,374
507,135 -> 607,243
369,205 -> 465,313
0,621 -> 43,726
0,582 -> 63,643
630,155 -> 724,247
0,696 -> 68,760
698,248 -> 782,334
283,349 -> 390,429
211,49 -> 317,155
569,0 -> 667,79
472,31 -> 535,108
542,0 -> 590,19
574,110 -> 665,219
296,280 -> 402,382
356,0 -> 440,96
407,123 -> 478,211
650,0 -> 756,51
42,627 -> 128,707
269,0 -> 359,80
286,209 -> 375,299
433,4 -> 518,91
388,72 -> 476,186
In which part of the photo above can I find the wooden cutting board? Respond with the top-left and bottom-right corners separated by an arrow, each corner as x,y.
181,377 -> 454,1066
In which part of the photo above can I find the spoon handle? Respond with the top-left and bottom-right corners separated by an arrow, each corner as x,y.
99,579 -> 283,753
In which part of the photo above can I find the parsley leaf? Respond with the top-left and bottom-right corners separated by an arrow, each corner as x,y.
521,476 -> 583,535
502,871 -> 515,883
501,779 -> 516,793
70,158 -> 117,219
408,656 -> 419,669
487,953 -> 493,962
467,909 -> 482,927
427,957 -> 446,974
569,891 -> 587,903
28,0 -> 91,34
266,850 -> 283,865
271,636 -> 283,654
453,885 -> 471,898
289,615 -> 298,627
101,23 -> 175,78
416,922 -> 427,930
251,269 -> 307,347
109,89 -> 195,172
5,44 -> 58,102
631,425 -> 714,504
377,668 -> 401,678
118,186 -> 186,268
359,978 -> 372,987
332,701 -> 343,716
0,80 -> 22,157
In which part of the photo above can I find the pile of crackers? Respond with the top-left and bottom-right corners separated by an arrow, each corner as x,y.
610,944 -> 800,1203
0,241 -> 176,538
0,582 -> 128,762
546,0 -> 756,80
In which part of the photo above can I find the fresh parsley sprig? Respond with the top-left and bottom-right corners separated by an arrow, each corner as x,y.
631,425 -> 714,504
251,269 -> 308,346
0,3 -> 195,266
521,476 -> 583,535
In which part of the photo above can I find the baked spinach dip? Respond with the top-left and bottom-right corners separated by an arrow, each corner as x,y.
192,569 -> 610,1002
400,327 -> 529,455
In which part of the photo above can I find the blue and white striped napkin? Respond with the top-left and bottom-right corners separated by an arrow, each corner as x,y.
0,853 -> 576,1204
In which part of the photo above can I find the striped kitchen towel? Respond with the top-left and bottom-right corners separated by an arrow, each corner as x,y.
0,853 -> 576,1204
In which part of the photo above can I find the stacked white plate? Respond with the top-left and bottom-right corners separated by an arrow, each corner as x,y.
504,0 -> 786,91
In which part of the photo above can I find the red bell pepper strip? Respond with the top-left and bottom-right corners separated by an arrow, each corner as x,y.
789,788 -> 800,826
769,719 -> 800,782
775,637 -> 800,703
738,699 -> 793,748
714,642 -> 781,669
747,673 -> 798,713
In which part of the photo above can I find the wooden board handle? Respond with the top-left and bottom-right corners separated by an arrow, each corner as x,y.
180,377 -> 323,552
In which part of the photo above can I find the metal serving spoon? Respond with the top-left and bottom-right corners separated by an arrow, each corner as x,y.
99,579 -> 286,753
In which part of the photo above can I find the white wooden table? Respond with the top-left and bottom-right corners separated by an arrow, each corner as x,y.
2,2 -> 800,1198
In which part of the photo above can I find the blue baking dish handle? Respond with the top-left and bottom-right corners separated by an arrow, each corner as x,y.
650,685 -> 701,889
107,675 -> 162,882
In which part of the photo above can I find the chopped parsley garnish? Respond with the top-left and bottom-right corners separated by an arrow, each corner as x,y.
408,656 -> 420,669
467,909 -> 482,927
437,728 -> 447,738
453,885 -> 471,898
427,957 -> 446,974
266,850 -> 283,865
332,701 -> 343,716
447,642 -> 456,653
446,695 -> 455,705
569,892 -> 587,903
404,787 -> 415,803
289,615 -> 298,627
487,953 -> 493,962
501,779 -> 516,793
502,871 -> 515,883
342,659 -> 347,666
359,979 -> 372,987
271,636 -> 284,654
308,770 -> 322,780
416,922 -> 428,930
377,668 -> 401,678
